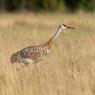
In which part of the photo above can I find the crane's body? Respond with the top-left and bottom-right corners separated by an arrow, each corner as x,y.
10,24 -> 75,64
11,42 -> 51,64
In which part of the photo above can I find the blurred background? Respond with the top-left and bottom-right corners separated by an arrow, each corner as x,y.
0,0 -> 95,13
0,0 -> 95,95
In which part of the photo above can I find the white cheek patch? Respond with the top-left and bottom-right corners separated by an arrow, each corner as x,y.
61,25 -> 64,29
63,26 -> 67,29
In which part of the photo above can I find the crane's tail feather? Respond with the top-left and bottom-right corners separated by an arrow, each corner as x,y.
10,52 -> 22,64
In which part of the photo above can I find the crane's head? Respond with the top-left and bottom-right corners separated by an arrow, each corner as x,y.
58,24 -> 75,31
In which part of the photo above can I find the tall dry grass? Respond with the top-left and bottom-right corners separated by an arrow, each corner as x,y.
0,12 -> 95,95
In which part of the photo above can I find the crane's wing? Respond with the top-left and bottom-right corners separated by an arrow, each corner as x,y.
19,46 -> 43,62
11,45 -> 44,71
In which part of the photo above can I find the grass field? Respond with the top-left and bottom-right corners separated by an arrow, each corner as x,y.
0,12 -> 95,95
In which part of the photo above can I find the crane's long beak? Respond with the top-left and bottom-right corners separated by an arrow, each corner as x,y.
62,24 -> 76,29
67,26 -> 76,29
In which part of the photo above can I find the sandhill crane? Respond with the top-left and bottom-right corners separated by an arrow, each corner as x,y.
10,24 -> 75,64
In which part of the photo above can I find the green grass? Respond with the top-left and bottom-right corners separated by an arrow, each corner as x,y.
0,12 -> 95,95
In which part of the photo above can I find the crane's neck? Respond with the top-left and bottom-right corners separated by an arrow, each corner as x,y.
46,27 -> 63,49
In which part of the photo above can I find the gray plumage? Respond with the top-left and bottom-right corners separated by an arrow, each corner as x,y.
10,43 -> 49,64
